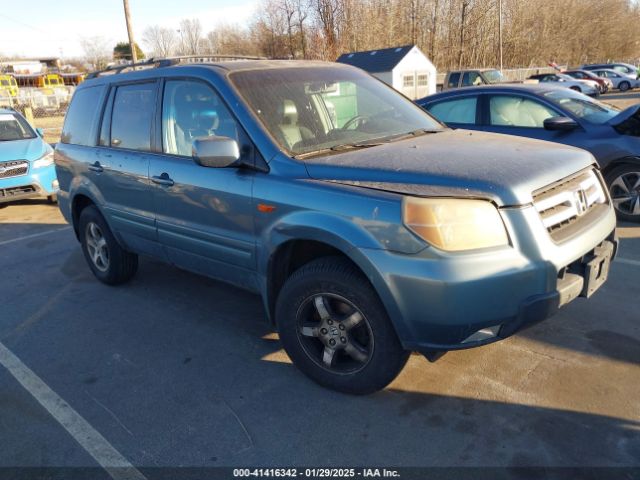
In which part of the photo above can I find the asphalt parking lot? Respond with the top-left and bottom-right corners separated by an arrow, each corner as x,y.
1,91 -> 639,478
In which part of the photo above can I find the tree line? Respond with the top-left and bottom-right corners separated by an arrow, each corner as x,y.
138,0 -> 640,70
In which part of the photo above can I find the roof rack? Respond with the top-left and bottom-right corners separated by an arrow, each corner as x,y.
85,54 -> 267,79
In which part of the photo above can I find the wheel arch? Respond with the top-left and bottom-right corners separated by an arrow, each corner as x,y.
601,156 -> 640,180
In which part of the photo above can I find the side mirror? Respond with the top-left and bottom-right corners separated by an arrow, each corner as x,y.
192,136 -> 240,168
36,127 -> 44,137
544,116 -> 579,132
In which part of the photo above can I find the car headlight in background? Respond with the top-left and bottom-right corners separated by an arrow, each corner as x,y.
403,197 -> 509,252
32,152 -> 54,169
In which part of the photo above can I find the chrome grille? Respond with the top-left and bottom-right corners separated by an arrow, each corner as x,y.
0,160 -> 28,179
533,169 -> 607,239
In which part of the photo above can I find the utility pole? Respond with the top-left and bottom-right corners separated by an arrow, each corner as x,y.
498,0 -> 503,71
123,0 -> 138,63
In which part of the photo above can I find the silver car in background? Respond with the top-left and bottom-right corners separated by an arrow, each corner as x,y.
590,69 -> 640,92
527,73 -> 600,96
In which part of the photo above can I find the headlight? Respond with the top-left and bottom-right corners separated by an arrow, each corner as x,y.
402,197 -> 509,251
33,152 -> 54,169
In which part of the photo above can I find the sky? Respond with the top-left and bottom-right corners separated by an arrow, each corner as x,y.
0,0 -> 257,59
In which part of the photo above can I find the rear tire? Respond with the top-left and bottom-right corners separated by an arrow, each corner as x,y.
276,256 -> 409,394
619,81 -> 631,92
605,164 -> 640,222
78,205 -> 138,284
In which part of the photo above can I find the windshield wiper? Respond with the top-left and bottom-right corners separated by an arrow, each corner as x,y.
293,129 -> 441,160
294,142 -> 382,159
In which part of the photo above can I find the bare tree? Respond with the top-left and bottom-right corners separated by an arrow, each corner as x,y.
80,36 -> 112,70
178,18 -> 203,55
142,25 -> 177,58
243,0 -> 640,68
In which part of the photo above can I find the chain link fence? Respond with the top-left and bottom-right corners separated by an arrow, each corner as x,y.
0,86 -> 74,145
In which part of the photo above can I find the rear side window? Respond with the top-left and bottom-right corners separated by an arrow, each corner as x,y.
110,83 -> 157,151
447,72 -> 461,89
61,86 -> 105,146
427,97 -> 477,125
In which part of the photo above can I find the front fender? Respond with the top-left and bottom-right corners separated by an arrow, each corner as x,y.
256,210 -> 410,337
256,209 -> 384,278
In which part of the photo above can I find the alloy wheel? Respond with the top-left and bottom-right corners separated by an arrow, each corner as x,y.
610,171 -> 640,217
85,222 -> 110,272
296,293 -> 374,374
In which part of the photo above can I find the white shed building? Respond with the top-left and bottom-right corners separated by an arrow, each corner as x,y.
336,45 -> 437,99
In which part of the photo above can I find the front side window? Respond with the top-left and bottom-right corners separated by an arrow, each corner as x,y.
427,96 -> 477,125
231,66 -> 442,158
461,72 -> 481,87
0,113 -> 36,141
162,80 -> 240,157
110,83 -> 156,151
613,65 -> 634,75
489,95 -> 559,128
543,89 -> 619,124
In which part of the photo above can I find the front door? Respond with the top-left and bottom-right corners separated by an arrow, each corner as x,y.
149,78 -> 257,291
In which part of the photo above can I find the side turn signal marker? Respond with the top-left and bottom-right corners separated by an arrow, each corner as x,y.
257,203 -> 277,213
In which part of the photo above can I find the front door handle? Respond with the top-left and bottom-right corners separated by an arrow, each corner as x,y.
151,173 -> 174,187
88,161 -> 103,173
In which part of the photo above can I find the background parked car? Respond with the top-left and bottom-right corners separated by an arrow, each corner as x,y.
590,69 -> 640,92
417,85 -> 640,221
527,73 -> 600,96
581,62 -> 639,79
0,108 -> 57,204
442,69 -> 504,90
563,69 -> 612,93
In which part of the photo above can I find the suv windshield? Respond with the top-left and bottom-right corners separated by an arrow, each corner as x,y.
231,66 -> 442,158
543,89 -> 619,124
483,70 -> 504,84
0,113 -> 36,141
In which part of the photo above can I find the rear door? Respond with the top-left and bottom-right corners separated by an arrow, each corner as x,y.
149,78 -> 257,291
95,80 -> 161,257
424,94 -> 480,130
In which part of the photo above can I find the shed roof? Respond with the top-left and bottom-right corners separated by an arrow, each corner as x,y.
336,45 -> 415,73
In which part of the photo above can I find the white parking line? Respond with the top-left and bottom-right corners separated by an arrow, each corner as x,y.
0,226 -> 71,246
0,341 -> 146,480
615,257 -> 640,267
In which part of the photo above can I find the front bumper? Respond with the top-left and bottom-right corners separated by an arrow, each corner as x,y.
0,164 -> 58,203
354,203 -> 617,352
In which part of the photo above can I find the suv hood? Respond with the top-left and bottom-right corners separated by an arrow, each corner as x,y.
304,130 -> 595,206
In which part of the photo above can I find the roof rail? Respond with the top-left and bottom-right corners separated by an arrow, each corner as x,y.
85,54 -> 267,79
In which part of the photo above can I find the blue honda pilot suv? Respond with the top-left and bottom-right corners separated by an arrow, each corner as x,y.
55,59 -> 617,394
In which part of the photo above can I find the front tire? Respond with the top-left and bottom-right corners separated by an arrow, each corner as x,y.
605,164 -> 640,222
78,205 -> 138,284
276,257 -> 409,394
619,81 -> 631,92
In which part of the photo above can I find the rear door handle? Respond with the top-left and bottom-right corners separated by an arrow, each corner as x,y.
88,161 -> 103,173
151,173 -> 174,187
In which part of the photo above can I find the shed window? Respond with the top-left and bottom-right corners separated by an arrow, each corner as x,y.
417,74 -> 428,86
403,75 -> 414,87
